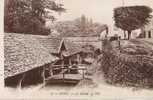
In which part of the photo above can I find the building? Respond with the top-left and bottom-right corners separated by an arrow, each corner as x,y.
34,35 -> 63,57
64,36 -> 102,50
62,39 -> 83,65
4,33 -> 58,87
63,37 -> 101,64
5,32 -> 101,87
34,35 -> 84,75
141,18 -> 153,38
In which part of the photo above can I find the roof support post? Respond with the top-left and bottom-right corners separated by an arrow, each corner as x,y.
82,69 -> 85,79
69,57 -> 72,66
17,73 -> 25,90
41,67 -> 45,84
77,54 -> 81,64
68,57 -> 72,73
49,64 -> 53,76
62,58 -> 65,81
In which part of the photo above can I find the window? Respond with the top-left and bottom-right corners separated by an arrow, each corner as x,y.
144,32 -> 146,38
148,31 -> 151,38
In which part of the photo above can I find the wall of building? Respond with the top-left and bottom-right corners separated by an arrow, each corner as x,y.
142,18 -> 153,38
5,66 -> 46,87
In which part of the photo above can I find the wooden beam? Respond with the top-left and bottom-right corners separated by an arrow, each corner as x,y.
53,67 -> 86,70
52,64 -> 86,67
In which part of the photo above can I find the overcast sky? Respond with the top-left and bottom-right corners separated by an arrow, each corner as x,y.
54,0 -> 153,26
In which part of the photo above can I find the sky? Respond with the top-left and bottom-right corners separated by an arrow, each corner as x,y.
54,0 -> 153,26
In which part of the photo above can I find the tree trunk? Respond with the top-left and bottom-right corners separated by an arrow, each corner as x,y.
124,30 -> 126,39
128,31 -> 131,40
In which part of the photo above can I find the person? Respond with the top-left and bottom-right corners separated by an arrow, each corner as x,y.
70,63 -> 78,74
67,65 -> 72,73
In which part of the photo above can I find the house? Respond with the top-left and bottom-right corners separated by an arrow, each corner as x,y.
63,38 -> 101,64
4,33 -> 58,87
5,33 -> 93,87
62,39 -> 82,65
34,35 -> 84,75
64,36 -> 102,50
62,24 -> 108,51
36,35 -> 101,65
140,18 -> 153,38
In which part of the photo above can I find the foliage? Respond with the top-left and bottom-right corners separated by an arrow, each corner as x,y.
114,6 -> 152,39
4,0 -> 65,35
53,15 -> 107,37
100,40 -> 153,88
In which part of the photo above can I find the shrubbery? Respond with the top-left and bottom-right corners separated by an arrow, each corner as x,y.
100,40 -> 153,88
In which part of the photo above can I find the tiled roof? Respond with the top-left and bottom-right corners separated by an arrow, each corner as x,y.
62,39 -> 82,57
64,37 -> 102,50
34,35 -> 62,54
4,33 -> 57,79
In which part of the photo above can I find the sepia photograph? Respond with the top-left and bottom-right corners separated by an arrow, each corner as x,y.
3,0 -> 153,99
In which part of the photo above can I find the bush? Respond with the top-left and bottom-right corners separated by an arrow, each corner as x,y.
100,41 -> 153,88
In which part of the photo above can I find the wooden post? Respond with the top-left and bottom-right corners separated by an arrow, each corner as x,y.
68,57 -> 72,73
69,57 -> 72,65
18,73 -> 25,89
80,53 -> 83,64
49,65 -> 53,76
62,58 -> 65,81
41,67 -> 45,84
77,54 -> 79,64
77,54 -> 81,64
62,56 -> 64,68
82,69 -> 85,79
63,72 -> 65,80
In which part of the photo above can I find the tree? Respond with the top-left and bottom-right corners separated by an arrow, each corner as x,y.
53,15 -> 107,37
114,6 -> 152,39
80,14 -> 87,32
4,0 -> 65,35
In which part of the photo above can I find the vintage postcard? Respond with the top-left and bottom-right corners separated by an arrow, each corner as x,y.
1,0 -> 153,99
